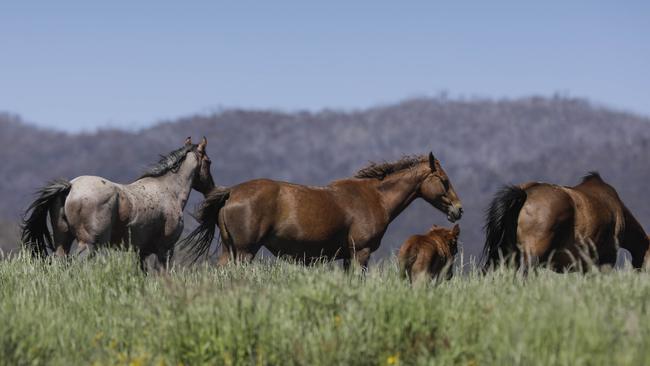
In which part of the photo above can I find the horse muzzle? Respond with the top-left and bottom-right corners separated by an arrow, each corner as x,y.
447,204 -> 463,222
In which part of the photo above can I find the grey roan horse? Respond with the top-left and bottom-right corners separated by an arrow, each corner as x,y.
21,137 -> 214,270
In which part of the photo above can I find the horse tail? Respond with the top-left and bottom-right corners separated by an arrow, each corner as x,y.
481,185 -> 527,271
181,188 -> 230,262
21,179 -> 72,258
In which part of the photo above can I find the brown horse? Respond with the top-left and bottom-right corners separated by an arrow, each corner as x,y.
482,172 -> 649,272
398,224 -> 460,283
183,153 -> 462,269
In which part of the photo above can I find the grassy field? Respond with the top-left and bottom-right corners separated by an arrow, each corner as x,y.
1,251 -> 649,366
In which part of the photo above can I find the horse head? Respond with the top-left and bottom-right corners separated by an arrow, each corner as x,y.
418,152 -> 463,222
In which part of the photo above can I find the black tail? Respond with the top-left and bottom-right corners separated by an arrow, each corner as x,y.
21,179 -> 72,258
482,185 -> 527,271
181,188 -> 230,262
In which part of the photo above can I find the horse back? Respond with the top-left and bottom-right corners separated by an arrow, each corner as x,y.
223,179 -> 349,246
66,176 -> 123,209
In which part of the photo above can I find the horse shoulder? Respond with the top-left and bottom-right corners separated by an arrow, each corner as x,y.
572,183 -> 621,228
331,180 -> 385,213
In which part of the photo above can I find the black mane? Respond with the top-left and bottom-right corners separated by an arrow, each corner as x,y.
581,171 -> 602,182
355,155 -> 427,180
139,144 -> 197,179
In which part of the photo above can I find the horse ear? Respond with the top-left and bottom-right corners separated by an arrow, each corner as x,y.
452,224 -> 460,236
197,136 -> 207,153
185,136 -> 193,146
428,152 -> 437,172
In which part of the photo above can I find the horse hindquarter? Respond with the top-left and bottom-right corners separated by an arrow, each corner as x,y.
517,186 -> 576,269
64,177 -> 122,251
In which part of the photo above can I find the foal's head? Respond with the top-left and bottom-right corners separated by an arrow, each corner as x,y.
429,224 -> 460,280
419,153 -> 463,222
428,223 -> 461,257
186,136 -> 214,195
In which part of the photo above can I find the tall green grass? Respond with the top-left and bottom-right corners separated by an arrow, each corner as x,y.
1,250 -> 649,366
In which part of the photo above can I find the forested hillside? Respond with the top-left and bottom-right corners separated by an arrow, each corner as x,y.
2,96 -> 649,258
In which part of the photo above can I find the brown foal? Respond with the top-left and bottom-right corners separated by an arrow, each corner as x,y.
398,224 -> 460,283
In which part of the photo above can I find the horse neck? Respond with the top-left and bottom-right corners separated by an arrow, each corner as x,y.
373,167 -> 426,222
621,204 -> 650,268
146,154 -> 199,210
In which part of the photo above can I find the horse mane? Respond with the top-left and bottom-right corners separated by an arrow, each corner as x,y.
581,171 -> 603,183
355,155 -> 427,180
139,144 -> 197,179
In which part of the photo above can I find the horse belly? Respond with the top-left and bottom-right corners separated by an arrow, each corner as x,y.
264,226 -> 347,257
266,220 -> 348,259
265,237 -> 348,260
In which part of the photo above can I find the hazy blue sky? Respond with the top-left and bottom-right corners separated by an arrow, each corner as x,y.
1,1 -> 648,131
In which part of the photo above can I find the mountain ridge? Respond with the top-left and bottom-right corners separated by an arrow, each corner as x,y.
2,96 -> 649,258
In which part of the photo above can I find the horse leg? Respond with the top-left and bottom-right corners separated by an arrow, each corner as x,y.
236,243 -> 261,263
517,219 -> 561,272
75,228 -> 111,260
154,245 -> 175,272
134,250 -> 154,272
595,238 -> 617,271
65,192 -> 114,260
343,258 -> 351,272
50,196 -> 74,257
216,237 -> 236,266
352,247 -> 372,273
76,241 -> 97,259
217,250 -> 232,266
53,231 -> 74,257
74,222 -> 110,260
217,241 -> 258,264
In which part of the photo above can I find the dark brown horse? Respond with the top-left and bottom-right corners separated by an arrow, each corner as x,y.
184,153 -> 462,269
398,224 -> 460,283
482,172 -> 649,272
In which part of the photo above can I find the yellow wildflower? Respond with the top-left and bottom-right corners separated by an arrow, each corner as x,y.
387,354 -> 399,365
334,315 -> 342,327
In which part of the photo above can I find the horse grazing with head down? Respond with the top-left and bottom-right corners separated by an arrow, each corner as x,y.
183,153 -> 462,270
21,137 -> 214,270
482,172 -> 649,272
398,224 -> 460,283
